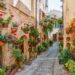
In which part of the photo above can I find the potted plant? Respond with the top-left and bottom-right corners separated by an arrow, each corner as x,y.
21,26 -> 30,34
14,38 -> 24,46
28,39 -> 38,46
30,27 -> 39,38
11,22 -> 18,33
65,26 -> 72,34
0,2 -> 6,10
66,36 -> 70,41
13,48 -> 26,68
36,44 -> 45,54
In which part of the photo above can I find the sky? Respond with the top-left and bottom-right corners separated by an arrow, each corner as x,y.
48,0 -> 62,11
13,0 -> 62,12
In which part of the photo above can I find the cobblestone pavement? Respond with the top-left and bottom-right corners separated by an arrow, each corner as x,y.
15,42 -> 66,75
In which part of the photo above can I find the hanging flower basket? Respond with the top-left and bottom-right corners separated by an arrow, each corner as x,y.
0,41 -> 4,46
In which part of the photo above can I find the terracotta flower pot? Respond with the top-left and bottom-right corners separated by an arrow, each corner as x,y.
0,41 -> 4,46
0,6 -> 4,10
11,27 -> 18,33
3,24 -> 8,28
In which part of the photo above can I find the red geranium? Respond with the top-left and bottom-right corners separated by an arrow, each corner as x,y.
0,13 -> 3,16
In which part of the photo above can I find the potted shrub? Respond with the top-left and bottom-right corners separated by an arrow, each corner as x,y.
28,39 -> 38,46
42,42 -> 49,49
13,48 -> 27,68
0,2 -> 6,10
11,22 -> 18,33
36,44 -> 45,54
14,38 -> 24,46
21,26 -> 30,34
30,27 -> 39,38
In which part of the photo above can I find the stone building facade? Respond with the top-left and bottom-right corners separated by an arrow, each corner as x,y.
0,0 -> 48,67
63,0 -> 75,48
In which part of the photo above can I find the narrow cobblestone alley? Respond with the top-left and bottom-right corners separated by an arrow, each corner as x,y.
15,42 -> 66,75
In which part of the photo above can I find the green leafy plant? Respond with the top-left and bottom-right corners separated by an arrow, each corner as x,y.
36,44 -> 45,53
0,68 -> 5,75
59,48 -> 72,64
28,39 -> 37,46
22,26 -> 30,33
12,22 -> 18,27
13,48 -> 27,66
30,27 -> 39,38
42,42 -> 49,49
6,17 -> 12,24
65,59 -> 75,74
0,34 -> 5,41
0,2 -> 6,8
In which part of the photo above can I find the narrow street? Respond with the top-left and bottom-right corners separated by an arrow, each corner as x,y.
15,42 -> 66,75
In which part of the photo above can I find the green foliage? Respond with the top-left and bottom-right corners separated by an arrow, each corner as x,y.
28,39 -> 37,46
0,17 -> 12,25
6,17 -> 12,24
42,42 -> 49,49
47,20 -> 54,32
0,68 -> 5,75
57,18 -> 63,25
36,44 -> 45,53
12,22 -> 18,27
0,2 -> 6,8
59,48 -> 72,64
0,34 -> 5,41
22,26 -> 30,33
17,38 -> 24,44
30,27 -> 39,37
41,19 -> 54,33
42,25 -> 48,34
13,48 -> 27,63
65,60 -> 75,74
